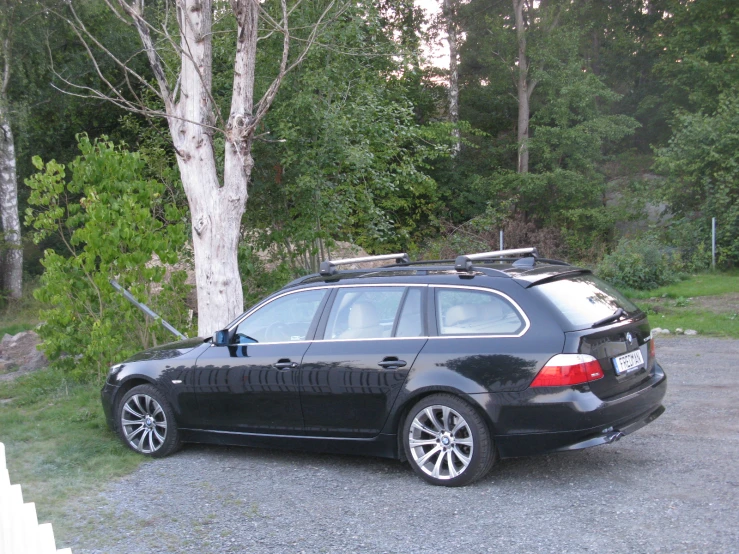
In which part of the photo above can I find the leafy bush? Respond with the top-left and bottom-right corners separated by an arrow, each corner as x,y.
25,136 -> 191,382
654,93 -> 739,268
596,237 -> 681,290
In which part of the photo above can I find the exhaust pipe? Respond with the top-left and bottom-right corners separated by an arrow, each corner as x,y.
605,431 -> 625,444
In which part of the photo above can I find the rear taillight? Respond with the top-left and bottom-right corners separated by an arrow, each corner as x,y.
530,354 -> 604,387
649,337 -> 656,359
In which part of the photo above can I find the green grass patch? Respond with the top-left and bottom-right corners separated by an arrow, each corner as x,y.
0,322 -> 36,336
624,271 -> 739,338
625,271 -> 739,299
0,368 -> 143,534
643,307 -> 739,338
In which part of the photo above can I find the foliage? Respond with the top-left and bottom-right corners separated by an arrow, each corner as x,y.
651,0 -> 739,116
596,236 -> 682,290
238,245 -> 297,309
654,93 -> 739,268
240,1 -> 452,270
24,135 -> 191,382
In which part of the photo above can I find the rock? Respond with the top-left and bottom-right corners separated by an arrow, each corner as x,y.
0,330 -> 48,372
652,328 -> 671,335
685,329 -> 698,336
675,328 -> 684,335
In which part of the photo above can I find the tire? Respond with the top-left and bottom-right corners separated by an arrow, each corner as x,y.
402,394 -> 496,487
117,384 -> 181,458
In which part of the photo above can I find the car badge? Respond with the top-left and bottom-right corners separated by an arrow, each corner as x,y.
625,332 -> 633,342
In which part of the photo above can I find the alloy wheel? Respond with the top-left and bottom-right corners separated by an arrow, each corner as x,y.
408,405 -> 474,480
121,393 -> 168,454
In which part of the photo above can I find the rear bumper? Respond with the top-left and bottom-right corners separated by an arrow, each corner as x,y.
470,362 -> 667,458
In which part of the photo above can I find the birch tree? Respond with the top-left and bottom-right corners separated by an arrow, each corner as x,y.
0,0 -> 25,299
442,0 -> 460,155
57,0 -> 347,336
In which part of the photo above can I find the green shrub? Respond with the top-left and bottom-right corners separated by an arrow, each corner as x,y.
25,135 -> 191,382
596,237 -> 680,290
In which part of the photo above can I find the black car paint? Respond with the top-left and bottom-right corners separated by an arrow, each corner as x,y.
101,265 -> 666,460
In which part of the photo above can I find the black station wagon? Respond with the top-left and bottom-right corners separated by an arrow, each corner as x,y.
101,248 -> 667,486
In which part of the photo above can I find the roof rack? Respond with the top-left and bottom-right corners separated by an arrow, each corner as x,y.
320,253 -> 410,276
455,247 -> 538,272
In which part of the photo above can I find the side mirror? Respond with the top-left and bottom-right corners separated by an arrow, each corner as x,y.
212,329 -> 229,346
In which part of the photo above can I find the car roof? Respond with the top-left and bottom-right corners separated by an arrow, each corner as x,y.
281,261 -> 591,291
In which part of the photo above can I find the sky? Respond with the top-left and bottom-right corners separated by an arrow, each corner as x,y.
413,0 -> 448,68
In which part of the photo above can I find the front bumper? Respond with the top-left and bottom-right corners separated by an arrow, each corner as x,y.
100,382 -> 120,432
470,362 -> 667,458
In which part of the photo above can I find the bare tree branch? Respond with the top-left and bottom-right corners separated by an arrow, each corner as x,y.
114,0 -> 174,112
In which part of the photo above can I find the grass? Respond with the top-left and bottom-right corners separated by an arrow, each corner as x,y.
643,307 -> 739,338
0,368 -> 143,536
625,272 -> 739,338
624,271 -> 739,299
0,322 -> 37,336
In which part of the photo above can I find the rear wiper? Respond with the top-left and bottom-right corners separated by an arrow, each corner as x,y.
592,308 -> 626,328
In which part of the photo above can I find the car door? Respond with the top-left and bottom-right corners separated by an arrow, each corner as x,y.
299,285 -> 427,438
192,288 -> 329,434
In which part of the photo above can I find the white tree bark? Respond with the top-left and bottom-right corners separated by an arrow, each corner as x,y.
513,0 -> 530,174
100,0 -> 329,336
165,0 -> 248,337
443,0 -> 461,155
56,0 -> 339,335
0,100 -> 22,299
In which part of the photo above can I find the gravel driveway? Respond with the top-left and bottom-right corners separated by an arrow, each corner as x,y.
64,337 -> 739,553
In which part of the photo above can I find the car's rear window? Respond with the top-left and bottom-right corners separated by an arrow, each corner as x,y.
534,274 -> 639,330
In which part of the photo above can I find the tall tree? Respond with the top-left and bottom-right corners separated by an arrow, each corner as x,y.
511,0 -> 562,174
0,0 -> 28,299
442,0 -> 461,154
59,0 -> 348,336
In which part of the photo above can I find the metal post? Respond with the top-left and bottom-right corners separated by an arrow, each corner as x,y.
109,279 -> 187,340
712,217 -> 716,270
499,230 -> 504,251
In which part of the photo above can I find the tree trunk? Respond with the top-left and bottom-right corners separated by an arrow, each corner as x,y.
513,0 -> 529,174
166,0 -> 249,337
0,102 -> 22,299
117,0 -> 312,336
443,0 -> 461,155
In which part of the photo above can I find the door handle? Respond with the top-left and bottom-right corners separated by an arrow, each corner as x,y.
273,359 -> 298,370
378,357 -> 407,369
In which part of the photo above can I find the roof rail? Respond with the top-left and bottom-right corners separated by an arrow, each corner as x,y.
320,253 -> 410,276
455,247 -> 538,272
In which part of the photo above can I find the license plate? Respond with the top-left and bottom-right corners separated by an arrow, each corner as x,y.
613,349 -> 644,375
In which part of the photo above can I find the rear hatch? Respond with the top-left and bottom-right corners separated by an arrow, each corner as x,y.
530,273 -> 655,399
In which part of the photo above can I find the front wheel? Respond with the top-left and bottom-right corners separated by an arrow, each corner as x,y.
402,394 -> 495,486
117,384 -> 181,458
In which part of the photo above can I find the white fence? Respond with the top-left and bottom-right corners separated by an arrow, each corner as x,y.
0,442 -> 72,554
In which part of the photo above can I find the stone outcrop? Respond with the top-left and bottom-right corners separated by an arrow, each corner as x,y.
0,330 -> 47,379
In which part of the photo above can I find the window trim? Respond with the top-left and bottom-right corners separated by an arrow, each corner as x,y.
228,287 -> 331,345
225,282 -> 530,345
318,284 -> 427,341
429,284 -> 530,339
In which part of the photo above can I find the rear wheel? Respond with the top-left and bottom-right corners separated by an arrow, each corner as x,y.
402,394 -> 495,486
117,385 -> 181,458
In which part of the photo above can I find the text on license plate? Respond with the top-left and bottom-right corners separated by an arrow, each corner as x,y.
613,349 -> 645,375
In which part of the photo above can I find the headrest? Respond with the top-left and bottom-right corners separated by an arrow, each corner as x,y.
348,302 -> 380,329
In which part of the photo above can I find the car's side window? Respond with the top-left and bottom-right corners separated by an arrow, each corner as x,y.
435,288 -> 525,336
395,287 -> 424,337
324,287 -> 406,340
233,289 -> 327,344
